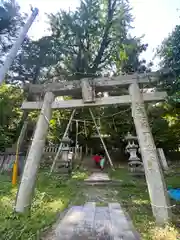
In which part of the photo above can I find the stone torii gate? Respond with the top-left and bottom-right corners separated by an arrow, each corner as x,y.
15,73 -> 171,225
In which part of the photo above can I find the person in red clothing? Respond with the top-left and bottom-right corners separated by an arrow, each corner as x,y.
92,153 -> 102,169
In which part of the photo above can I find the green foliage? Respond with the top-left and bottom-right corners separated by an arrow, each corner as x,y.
47,0 -> 147,79
147,103 -> 180,150
47,110 -> 75,143
0,170 -> 83,239
154,24 -> 180,150
0,1 -> 25,60
158,25 -> 180,73
11,36 -> 60,84
2,0 -> 179,154
25,0 -> 146,148
157,25 -> 180,99
3,0 -> 149,150
0,84 -> 23,150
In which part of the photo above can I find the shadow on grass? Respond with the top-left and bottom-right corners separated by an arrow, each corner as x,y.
0,169 -> 88,240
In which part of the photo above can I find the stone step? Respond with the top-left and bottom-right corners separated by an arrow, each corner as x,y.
54,202 -> 140,240
84,180 -> 122,186
85,172 -> 110,181
84,172 -> 122,186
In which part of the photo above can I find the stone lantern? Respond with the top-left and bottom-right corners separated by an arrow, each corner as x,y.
58,136 -> 73,172
125,132 -> 144,174
61,136 -> 71,161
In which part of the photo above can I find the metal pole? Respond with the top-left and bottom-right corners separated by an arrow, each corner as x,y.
89,109 -> 114,168
0,8 -> 39,84
50,109 -> 76,174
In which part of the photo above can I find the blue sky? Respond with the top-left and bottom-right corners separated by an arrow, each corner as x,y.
17,0 -> 180,69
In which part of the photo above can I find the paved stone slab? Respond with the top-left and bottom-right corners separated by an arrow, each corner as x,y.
54,202 -> 140,240
94,206 -> 112,239
109,203 -> 140,239
85,172 -> 110,181
55,206 -> 84,239
77,202 -> 96,235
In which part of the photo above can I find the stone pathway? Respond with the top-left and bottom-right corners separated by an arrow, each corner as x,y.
43,172 -> 140,239
54,202 -> 140,239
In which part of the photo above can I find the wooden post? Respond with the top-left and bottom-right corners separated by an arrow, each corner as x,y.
157,148 -> 169,171
75,120 -> 78,159
129,82 -> 171,224
15,92 -> 54,213
89,109 -> 114,168
90,148 -> 93,156
80,146 -> 83,160
12,120 -> 28,186
50,109 -> 76,174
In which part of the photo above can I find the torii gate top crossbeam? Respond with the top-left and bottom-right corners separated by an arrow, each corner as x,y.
26,72 -> 158,97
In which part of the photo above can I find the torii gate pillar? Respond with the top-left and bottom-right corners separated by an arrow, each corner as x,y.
15,92 -> 54,213
129,82 -> 171,225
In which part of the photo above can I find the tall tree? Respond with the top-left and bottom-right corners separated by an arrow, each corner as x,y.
148,25 -> 180,150
157,25 -> 180,101
7,0 -> 150,149
47,0 -> 148,80
10,0 -> 148,84
10,36 -> 60,84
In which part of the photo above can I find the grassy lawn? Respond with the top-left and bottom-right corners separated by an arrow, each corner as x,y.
0,170 -> 88,240
0,165 -> 179,240
109,166 -> 180,240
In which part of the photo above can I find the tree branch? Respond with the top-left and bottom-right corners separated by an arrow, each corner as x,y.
90,0 -> 117,73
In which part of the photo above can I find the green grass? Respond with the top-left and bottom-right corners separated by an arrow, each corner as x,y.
0,169 -> 88,240
109,167 -> 180,240
0,166 -> 179,240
